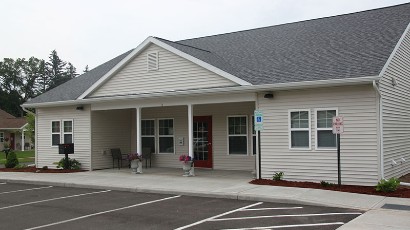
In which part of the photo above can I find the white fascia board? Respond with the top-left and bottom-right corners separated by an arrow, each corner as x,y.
77,36 -> 251,100
23,75 -> 377,108
377,22 -> 410,82
150,38 -> 251,86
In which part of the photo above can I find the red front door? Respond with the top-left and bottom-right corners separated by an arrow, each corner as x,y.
10,133 -> 15,150
193,116 -> 212,168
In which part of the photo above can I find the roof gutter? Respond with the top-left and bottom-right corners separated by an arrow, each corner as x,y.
22,75 -> 379,108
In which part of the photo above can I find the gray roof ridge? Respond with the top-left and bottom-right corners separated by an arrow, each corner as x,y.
178,2 -> 410,43
154,37 -> 212,53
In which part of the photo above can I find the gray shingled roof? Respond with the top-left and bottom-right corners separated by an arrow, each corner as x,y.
173,3 -> 410,85
24,3 -> 410,105
25,50 -> 133,104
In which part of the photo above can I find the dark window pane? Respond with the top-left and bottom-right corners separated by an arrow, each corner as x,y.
142,137 -> 155,153
291,131 -> 309,148
229,136 -> 247,154
159,137 -> 174,153
52,121 -> 60,133
318,130 -> 336,148
64,121 -> 72,132
64,134 -> 72,144
52,134 -> 60,146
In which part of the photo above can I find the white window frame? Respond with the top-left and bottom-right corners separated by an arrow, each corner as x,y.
51,120 -> 61,147
157,118 -> 174,154
147,51 -> 159,71
62,119 -> 74,144
51,119 -> 74,147
0,132 -> 4,143
288,109 -> 311,150
141,119 -> 156,153
315,108 -> 338,150
227,115 -> 248,156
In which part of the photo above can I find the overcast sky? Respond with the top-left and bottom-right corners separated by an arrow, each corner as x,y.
1,0 -> 409,72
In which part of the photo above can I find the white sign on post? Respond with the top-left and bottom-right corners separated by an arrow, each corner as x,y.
254,110 -> 264,131
332,116 -> 344,134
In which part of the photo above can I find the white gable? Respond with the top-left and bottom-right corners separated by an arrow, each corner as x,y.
89,44 -> 239,98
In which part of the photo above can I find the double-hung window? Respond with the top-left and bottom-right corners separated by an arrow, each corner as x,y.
141,119 -> 155,153
289,110 -> 310,149
51,120 -> 73,146
316,109 -> 337,149
0,132 -> 4,143
63,120 -> 73,144
228,116 -> 248,155
51,121 -> 61,146
158,119 -> 174,153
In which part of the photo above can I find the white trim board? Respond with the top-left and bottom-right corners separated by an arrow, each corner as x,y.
77,37 -> 251,100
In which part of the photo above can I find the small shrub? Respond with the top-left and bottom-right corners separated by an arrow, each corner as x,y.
320,181 -> 335,187
14,164 -> 28,169
273,172 -> 284,181
5,152 -> 19,168
57,157 -> 81,170
42,166 -> 48,170
376,178 -> 400,192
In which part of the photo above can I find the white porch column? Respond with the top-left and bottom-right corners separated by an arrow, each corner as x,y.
21,130 -> 25,151
188,104 -> 193,158
136,107 -> 142,154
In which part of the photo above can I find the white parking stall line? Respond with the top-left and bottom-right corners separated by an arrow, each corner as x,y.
24,195 -> 181,230
0,182 -> 6,185
0,190 -> 111,210
175,202 -> 263,230
210,212 -> 362,222
0,186 -> 53,195
240,207 -> 303,211
220,222 -> 345,230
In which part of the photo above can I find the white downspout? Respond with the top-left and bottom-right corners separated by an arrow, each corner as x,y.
373,80 -> 384,180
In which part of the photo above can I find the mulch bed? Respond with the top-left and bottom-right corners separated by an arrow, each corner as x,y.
250,179 -> 410,198
0,166 -> 85,173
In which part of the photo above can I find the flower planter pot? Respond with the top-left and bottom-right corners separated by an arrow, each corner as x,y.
130,160 -> 142,174
182,161 -> 193,177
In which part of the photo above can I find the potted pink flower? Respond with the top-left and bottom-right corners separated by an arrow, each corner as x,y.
128,153 -> 143,174
179,154 -> 193,176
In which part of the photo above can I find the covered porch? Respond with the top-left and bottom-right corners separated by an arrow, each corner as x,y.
89,93 -> 258,173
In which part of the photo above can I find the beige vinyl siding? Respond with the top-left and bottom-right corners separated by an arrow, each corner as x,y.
36,106 -> 91,169
90,44 -> 238,98
379,28 -> 410,179
258,85 -> 378,186
91,109 -> 132,170
194,102 -> 255,170
135,102 -> 255,170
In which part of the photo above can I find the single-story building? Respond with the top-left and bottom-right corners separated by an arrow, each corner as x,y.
0,109 -> 30,151
22,3 -> 410,185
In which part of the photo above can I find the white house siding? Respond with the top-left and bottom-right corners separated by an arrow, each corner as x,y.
379,28 -> 410,179
137,102 -> 255,170
258,85 -> 379,186
36,106 -> 91,169
91,109 -> 132,170
90,44 -> 238,98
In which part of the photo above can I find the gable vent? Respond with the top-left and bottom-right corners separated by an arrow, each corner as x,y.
147,52 -> 158,71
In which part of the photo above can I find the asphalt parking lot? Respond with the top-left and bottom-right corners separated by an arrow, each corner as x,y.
0,182 -> 362,230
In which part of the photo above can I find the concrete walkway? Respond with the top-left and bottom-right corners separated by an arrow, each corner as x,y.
0,168 -> 409,229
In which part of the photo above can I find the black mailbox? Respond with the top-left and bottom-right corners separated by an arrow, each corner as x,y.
59,143 -> 74,154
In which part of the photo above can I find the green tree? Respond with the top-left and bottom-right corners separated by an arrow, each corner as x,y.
47,50 -> 67,89
25,112 -> 35,144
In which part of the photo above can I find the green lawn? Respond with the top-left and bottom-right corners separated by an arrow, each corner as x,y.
0,150 -> 35,164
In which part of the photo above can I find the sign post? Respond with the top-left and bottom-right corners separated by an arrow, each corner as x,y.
254,110 -> 263,179
332,116 -> 344,186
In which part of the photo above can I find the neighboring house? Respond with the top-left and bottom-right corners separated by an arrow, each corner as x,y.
0,109 -> 29,151
22,4 -> 410,185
